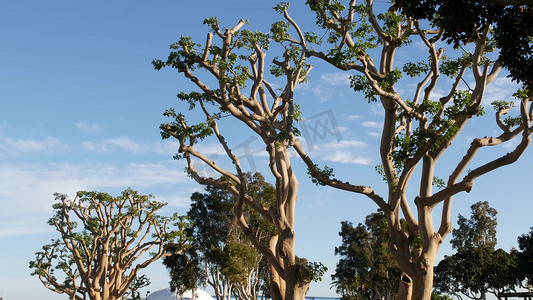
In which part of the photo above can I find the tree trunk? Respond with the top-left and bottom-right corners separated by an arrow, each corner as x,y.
269,269 -> 285,300
411,259 -> 435,300
268,235 -> 285,300
284,264 -> 310,300
268,260 -> 310,300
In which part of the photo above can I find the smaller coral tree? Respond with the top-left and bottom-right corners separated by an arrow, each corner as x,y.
29,189 -> 189,300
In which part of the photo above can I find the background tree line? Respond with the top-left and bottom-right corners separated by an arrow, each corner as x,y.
331,201 -> 533,300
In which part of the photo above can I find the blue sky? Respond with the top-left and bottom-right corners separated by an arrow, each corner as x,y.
1,1 -> 532,299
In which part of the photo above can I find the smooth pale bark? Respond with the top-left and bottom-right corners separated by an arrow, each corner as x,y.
157,18 -> 315,300
281,3 -> 532,300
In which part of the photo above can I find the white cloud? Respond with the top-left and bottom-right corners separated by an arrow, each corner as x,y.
0,161 -> 190,239
324,140 -> 367,149
501,138 -> 520,150
75,122 -> 104,134
328,151 -> 372,165
362,121 -> 381,128
429,86 -> 447,101
346,114 -> 361,120
337,126 -> 349,133
484,77 -> 520,105
320,73 -> 351,86
310,84 -> 336,102
82,136 -> 143,154
370,103 -> 384,116
305,139 -> 372,165
82,137 -> 183,156
0,136 -> 69,157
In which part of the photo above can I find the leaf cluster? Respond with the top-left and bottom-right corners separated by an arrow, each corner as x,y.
307,164 -> 335,186
160,108 -> 215,159
392,90 -> 484,169
517,227 -> 533,286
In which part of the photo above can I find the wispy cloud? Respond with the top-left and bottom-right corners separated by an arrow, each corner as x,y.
82,136 -> 143,154
82,137 -> 183,156
370,103 -> 384,116
328,151 -> 372,165
362,121 -> 381,128
324,140 -> 367,149
308,139 -> 373,165
320,73 -> 351,86
0,161 -> 190,239
76,122 -> 104,134
310,85 -> 337,102
298,72 -> 353,102
0,136 -> 69,157
484,77 -> 520,105
346,114 -> 361,120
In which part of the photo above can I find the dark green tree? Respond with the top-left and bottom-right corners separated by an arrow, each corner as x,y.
517,226 -> 533,288
164,174 -> 274,300
163,245 -> 203,298
434,247 -> 519,300
332,210 -> 401,300
127,275 -> 151,300
434,201 -> 519,300
451,201 -> 498,250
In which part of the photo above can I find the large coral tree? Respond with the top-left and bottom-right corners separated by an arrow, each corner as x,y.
267,1 -> 532,300
153,12 -> 324,300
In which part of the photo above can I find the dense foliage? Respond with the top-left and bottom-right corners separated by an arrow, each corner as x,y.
332,210 -> 401,300
394,0 -> 533,86
434,202 -> 520,299
434,246 -> 519,299
517,227 -> 533,287
450,201 -> 498,250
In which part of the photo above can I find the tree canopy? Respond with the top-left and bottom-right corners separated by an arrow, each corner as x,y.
332,210 -> 401,300
29,189 -> 189,300
451,201 -> 498,250
517,227 -> 533,288
394,0 -> 533,86
434,246 -> 519,300
434,202 -> 519,300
